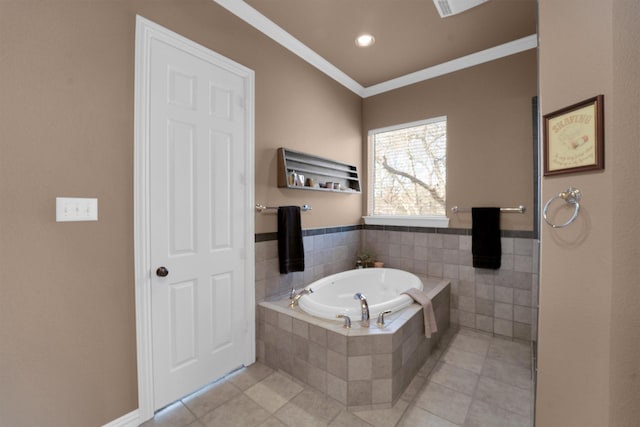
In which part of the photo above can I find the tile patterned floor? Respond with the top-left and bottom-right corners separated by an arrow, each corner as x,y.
142,327 -> 533,427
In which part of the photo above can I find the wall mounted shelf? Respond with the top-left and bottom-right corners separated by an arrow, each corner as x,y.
277,147 -> 361,194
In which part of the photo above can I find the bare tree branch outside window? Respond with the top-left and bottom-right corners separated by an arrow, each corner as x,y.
372,119 -> 446,215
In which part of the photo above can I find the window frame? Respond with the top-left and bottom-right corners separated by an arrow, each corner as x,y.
363,117 -> 450,228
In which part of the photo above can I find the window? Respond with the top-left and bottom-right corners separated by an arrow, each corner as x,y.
364,117 -> 449,228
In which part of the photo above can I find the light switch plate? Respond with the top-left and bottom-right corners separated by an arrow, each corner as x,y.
56,197 -> 98,222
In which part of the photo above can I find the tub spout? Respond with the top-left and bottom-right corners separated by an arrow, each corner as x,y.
353,292 -> 370,327
289,288 -> 313,307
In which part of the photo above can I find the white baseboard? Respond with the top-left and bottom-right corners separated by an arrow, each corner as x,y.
102,409 -> 140,427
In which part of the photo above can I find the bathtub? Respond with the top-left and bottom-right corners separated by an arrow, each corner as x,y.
297,268 -> 423,320
256,271 -> 450,407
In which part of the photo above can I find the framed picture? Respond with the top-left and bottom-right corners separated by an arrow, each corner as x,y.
543,95 -> 604,176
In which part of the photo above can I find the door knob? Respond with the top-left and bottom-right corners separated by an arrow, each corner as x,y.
156,266 -> 169,277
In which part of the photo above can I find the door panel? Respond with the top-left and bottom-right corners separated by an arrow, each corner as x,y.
211,273 -> 233,350
149,37 -> 249,410
169,280 -> 197,369
167,120 -> 196,255
210,131 -> 232,249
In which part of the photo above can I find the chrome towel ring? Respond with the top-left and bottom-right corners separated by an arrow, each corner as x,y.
543,187 -> 582,228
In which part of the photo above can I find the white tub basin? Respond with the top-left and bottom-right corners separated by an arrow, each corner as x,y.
297,268 -> 423,320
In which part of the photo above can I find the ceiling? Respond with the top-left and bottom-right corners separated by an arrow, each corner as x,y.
216,0 -> 538,96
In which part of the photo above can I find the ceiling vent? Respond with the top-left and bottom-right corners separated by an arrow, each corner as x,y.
433,0 -> 489,18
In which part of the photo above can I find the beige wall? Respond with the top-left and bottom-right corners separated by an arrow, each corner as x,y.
537,0 -> 640,425
610,2 -> 640,425
362,51 -> 537,231
0,1 -> 361,425
3,0 -> 638,425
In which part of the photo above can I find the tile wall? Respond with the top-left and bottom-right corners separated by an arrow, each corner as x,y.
363,228 -> 539,341
254,226 -> 539,342
255,227 -> 362,302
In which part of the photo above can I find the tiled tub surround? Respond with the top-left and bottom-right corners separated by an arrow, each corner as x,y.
255,225 -> 538,340
363,228 -> 539,341
256,278 -> 450,409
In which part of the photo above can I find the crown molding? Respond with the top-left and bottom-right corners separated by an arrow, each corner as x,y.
363,34 -> 538,97
214,0 -> 365,96
214,0 -> 537,98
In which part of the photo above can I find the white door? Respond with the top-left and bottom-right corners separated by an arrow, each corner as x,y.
148,34 -> 251,410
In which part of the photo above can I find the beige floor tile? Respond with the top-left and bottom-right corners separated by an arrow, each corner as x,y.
274,401 -> 330,427
464,399 -> 531,427
289,389 -> 344,423
448,333 -> 491,356
245,381 -> 291,413
146,327 -> 537,427
441,347 -> 485,374
399,405 -> 459,427
429,362 -> 479,396
352,398 -> 410,427
481,358 -> 532,391
226,362 -> 274,390
329,409 -> 374,427
245,371 -> 304,413
181,380 -> 241,417
200,394 -> 270,427
244,375 -> 297,412
257,416 -> 288,427
277,369 -> 308,389
474,377 -> 532,418
414,381 -> 472,425
486,338 -> 531,369
141,401 -> 196,427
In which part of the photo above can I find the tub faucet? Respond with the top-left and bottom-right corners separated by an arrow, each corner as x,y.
377,310 -> 392,327
289,288 -> 313,307
353,292 -> 370,327
336,314 -> 351,329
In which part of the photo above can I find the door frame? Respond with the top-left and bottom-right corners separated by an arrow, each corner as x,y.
133,16 -> 255,422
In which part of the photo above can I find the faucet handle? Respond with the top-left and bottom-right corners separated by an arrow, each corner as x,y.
336,314 -> 351,328
289,288 -> 313,307
376,310 -> 392,326
354,292 -> 366,300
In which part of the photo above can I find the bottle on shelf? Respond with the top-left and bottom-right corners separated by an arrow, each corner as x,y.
288,170 -> 297,186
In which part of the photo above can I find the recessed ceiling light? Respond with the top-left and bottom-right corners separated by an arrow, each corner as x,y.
355,34 -> 375,48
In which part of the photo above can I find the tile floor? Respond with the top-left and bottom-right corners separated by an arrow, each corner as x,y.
142,327 -> 533,427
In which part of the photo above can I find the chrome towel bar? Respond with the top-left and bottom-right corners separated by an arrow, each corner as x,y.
451,205 -> 526,214
255,203 -> 312,213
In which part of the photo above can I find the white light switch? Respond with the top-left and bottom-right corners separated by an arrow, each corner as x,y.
56,197 -> 98,222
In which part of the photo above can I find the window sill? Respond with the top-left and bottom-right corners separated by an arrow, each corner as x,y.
362,215 -> 450,228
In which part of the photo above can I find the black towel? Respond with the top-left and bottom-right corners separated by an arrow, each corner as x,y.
278,206 -> 305,274
472,207 -> 501,270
